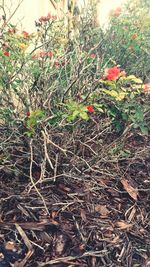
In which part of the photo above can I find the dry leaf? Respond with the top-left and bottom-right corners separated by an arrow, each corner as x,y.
116,220 -> 133,230
121,179 -> 138,201
15,224 -> 32,251
95,205 -> 109,216
5,241 -> 16,251
51,210 -> 58,219
0,253 -> 4,259
128,206 -> 136,222
109,236 -> 120,244
53,234 -> 68,256
58,183 -> 71,193
80,209 -> 87,221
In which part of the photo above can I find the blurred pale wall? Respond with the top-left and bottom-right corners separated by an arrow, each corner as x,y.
2,0 -> 127,32
2,0 -> 56,32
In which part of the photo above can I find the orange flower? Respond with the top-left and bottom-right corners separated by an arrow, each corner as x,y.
19,43 -> 27,49
132,33 -> 137,40
147,51 -> 150,55
87,105 -> 94,113
144,83 -> 150,93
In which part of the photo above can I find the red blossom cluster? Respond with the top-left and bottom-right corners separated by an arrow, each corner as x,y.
132,33 -> 137,40
3,51 -> 10,57
8,28 -> 16,34
22,31 -> 29,39
103,66 -> 126,81
90,53 -> 96,59
32,50 -> 53,59
129,45 -> 133,50
110,7 -> 122,17
54,60 -> 69,68
39,13 -> 57,22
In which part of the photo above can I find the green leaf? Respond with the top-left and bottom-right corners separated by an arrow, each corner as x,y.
93,103 -> 104,112
126,75 -> 143,84
66,101 -> 78,111
122,112 -> 128,121
140,125 -> 148,135
135,108 -> 144,121
79,111 -> 89,120
48,114 -> 62,125
72,110 -> 80,119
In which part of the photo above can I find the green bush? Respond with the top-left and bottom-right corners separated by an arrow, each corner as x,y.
101,0 -> 150,80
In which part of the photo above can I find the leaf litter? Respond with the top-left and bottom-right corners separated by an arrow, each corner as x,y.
0,122 -> 150,267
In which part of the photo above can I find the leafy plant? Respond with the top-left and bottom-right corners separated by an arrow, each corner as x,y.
26,109 -> 45,136
65,100 -> 89,121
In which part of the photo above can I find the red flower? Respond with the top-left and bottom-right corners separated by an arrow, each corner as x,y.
26,111 -> 30,117
104,66 -> 121,81
8,28 -> 16,34
51,15 -> 57,20
129,45 -> 133,50
147,51 -> 150,55
54,61 -> 60,67
22,31 -> 29,38
39,51 -> 47,57
90,53 -> 96,59
144,83 -> 150,93
121,71 -> 126,77
132,33 -> 137,40
32,54 -> 38,59
110,7 -> 122,17
3,51 -> 10,57
32,51 -> 54,59
47,51 -> 53,57
87,105 -> 94,113
114,7 -> 122,16
39,13 -> 52,22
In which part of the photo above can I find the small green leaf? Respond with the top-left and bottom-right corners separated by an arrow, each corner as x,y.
79,112 -> 89,120
72,110 -> 80,120
135,108 -> 144,121
126,75 -> 143,84
140,125 -> 148,135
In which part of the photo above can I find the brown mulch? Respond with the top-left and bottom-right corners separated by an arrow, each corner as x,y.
0,121 -> 150,267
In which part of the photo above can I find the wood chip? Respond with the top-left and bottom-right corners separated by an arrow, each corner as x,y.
121,179 -> 138,201
116,220 -> 133,230
95,205 -> 109,216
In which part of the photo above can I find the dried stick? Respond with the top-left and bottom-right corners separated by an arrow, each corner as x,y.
28,139 -> 49,214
